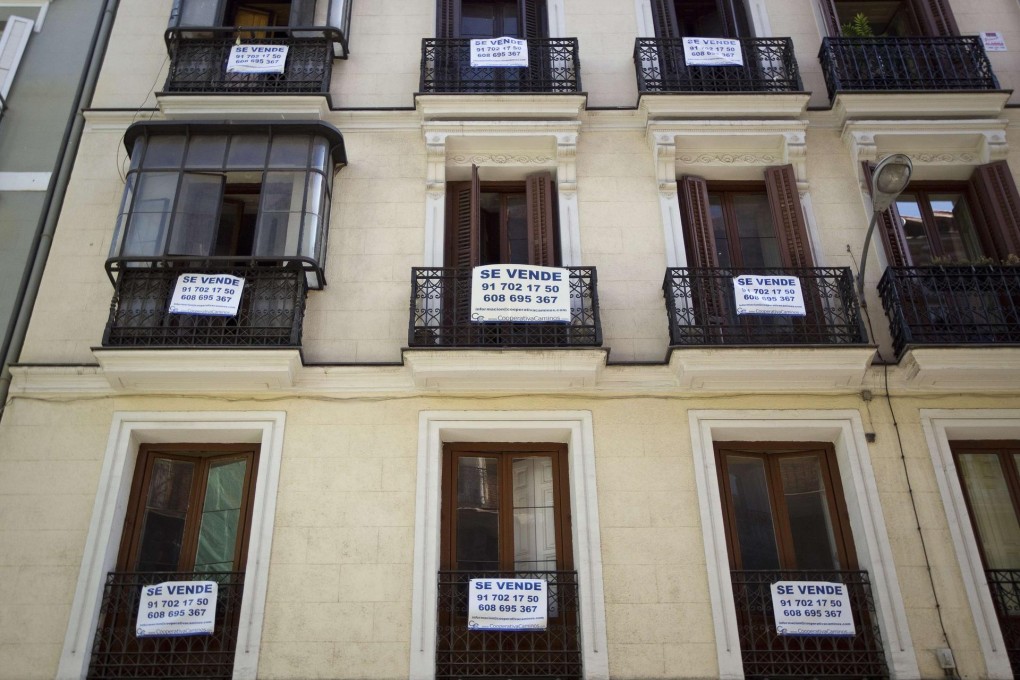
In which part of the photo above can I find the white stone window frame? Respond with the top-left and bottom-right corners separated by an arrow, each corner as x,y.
689,409 -> 921,680
56,411 -> 287,680
422,121 -> 582,268
920,409 -> 1020,680
409,410 -> 609,680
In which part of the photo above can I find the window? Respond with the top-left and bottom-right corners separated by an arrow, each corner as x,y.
869,161 -> 1020,267
650,0 -> 751,38
171,0 -> 314,28
108,122 -> 346,289
819,0 -> 957,37
436,0 -> 547,38
0,14 -> 33,109
716,443 -> 857,571
445,166 -> 558,268
679,166 -> 814,269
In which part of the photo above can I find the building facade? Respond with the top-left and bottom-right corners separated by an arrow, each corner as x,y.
2,0 -> 1020,678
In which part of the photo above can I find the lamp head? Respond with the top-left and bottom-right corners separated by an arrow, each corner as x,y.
871,153 -> 912,212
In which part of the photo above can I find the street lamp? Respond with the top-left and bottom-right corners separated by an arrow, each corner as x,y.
857,153 -> 913,299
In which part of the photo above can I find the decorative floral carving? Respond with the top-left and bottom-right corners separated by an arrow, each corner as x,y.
450,154 -> 554,165
677,153 -> 780,165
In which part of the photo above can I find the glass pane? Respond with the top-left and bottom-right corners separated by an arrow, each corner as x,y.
141,135 -> 185,169
779,456 -> 841,570
928,193 -> 985,262
708,194 -> 730,268
896,194 -> 932,264
168,173 -> 224,256
456,456 -> 500,570
732,194 -> 781,268
227,134 -> 269,168
185,135 -> 228,169
194,458 -> 248,572
269,135 -> 311,168
726,455 -> 781,570
461,2 -> 497,37
254,171 -> 305,256
958,453 -> 1020,570
506,194 -> 528,264
123,172 -> 177,257
511,457 -> 557,572
136,458 -> 195,572
479,192 -> 501,265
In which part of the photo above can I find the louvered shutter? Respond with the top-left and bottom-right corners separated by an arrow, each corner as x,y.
521,0 -> 546,39
720,0 -> 742,37
437,0 -> 456,37
650,0 -> 679,38
818,0 -> 841,37
445,165 -> 480,267
862,161 -> 910,267
907,0 -> 958,36
679,175 -> 718,268
169,0 -> 224,27
969,161 -> 1020,259
525,172 -> 556,266
289,0 -> 316,26
765,165 -> 815,268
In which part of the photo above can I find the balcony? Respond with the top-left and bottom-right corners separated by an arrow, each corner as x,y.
635,37 -> 801,94
162,27 -> 337,96
103,262 -> 307,348
419,38 -> 580,94
730,570 -> 888,679
88,571 -> 244,679
819,36 -> 998,96
878,265 -> 1020,358
436,570 -> 581,680
663,267 -> 867,346
986,569 -> 1020,676
408,267 -> 601,348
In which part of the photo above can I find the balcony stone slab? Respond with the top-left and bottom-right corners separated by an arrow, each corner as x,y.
639,93 -> 810,121
415,94 -> 586,121
158,95 -> 331,121
403,349 -> 606,390
93,348 -> 303,392
667,346 -> 876,391
831,92 -> 1010,128
898,347 -> 1020,391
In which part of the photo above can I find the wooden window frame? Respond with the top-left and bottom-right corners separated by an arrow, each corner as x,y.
440,442 -> 573,572
818,0 -> 958,37
952,440 -> 1020,571
714,442 -> 858,572
116,443 -> 260,573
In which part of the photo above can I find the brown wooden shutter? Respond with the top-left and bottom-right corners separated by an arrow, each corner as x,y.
521,0 -> 546,39
817,0 -> 842,37
437,0 -> 456,37
445,165 -> 479,267
969,161 -> 1020,259
907,0 -> 958,36
650,0 -> 679,38
765,165 -> 815,268
679,175 -> 718,268
861,161 -> 910,267
525,172 -> 557,266
720,0 -> 741,37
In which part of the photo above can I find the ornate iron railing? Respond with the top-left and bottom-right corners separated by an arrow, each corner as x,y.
663,267 -> 867,346
88,571 -> 244,680
409,267 -> 601,348
436,570 -> 582,680
986,569 -> 1020,676
730,570 -> 888,679
420,38 -> 581,93
634,37 -> 801,93
819,36 -> 998,99
103,262 -> 307,347
163,27 -> 337,95
878,266 -> 1020,357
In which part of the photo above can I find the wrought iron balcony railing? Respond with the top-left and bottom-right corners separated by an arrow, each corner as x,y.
985,569 -> 1020,676
819,36 -> 998,99
878,266 -> 1020,358
730,570 -> 888,679
88,571 -> 244,680
634,37 -> 802,93
420,38 -> 581,93
663,267 -> 867,346
162,27 -> 337,95
436,570 -> 582,680
409,267 -> 601,348
103,261 -> 308,348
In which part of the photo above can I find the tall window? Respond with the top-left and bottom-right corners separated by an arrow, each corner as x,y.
716,443 -> 857,571
819,0 -> 957,37
108,122 -> 346,289
895,188 -> 984,264
445,166 -> 558,268
170,0 -> 316,28
650,0 -> 751,38
953,442 -> 1020,572
437,0 -> 547,38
